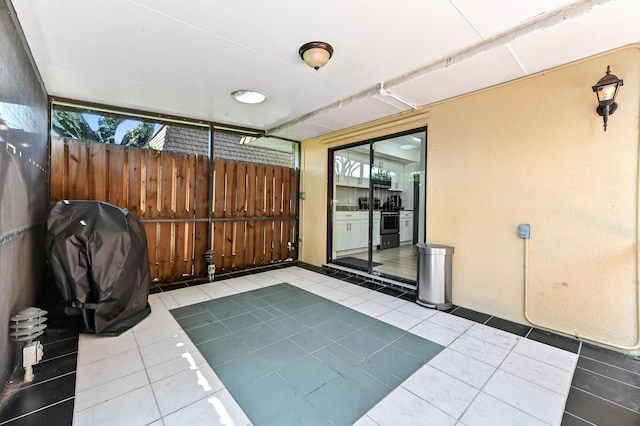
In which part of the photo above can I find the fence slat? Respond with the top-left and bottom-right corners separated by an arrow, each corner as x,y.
127,149 -> 142,216
67,140 -> 90,199
245,219 -> 255,266
50,138 -> 65,204
49,138 -> 298,283
108,146 -> 126,208
89,143 -> 108,202
235,162 -> 247,217
254,220 -> 265,266
144,222 -> 159,280
265,166 -> 274,216
273,166 -> 283,216
247,164 -> 257,217
213,159 -> 226,218
174,154 -> 188,218
174,221 -> 188,276
195,156 -> 208,219
194,221 -> 207,274
144,150 -> 159,219
225,161 -> 236,218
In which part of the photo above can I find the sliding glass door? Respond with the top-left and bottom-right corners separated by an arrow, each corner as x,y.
330,129 -> 426,284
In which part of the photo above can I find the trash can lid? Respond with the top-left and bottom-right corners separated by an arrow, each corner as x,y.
416,243 -> 454,254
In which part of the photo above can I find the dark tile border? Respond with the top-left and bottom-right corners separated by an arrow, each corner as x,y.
563,387 -> 640,426
485,316 -> 531,337
0,329 -> 78,425
450,307 -> 491,324
528,328 -> 580,354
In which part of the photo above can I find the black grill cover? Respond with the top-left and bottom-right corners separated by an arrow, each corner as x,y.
46,200 -> 151,335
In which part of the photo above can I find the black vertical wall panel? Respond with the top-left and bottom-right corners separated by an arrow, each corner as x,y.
0,2 -> 49,388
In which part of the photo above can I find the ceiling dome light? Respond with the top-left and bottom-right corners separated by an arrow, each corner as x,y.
231,90 -> 266,104
299,41 -> 333,70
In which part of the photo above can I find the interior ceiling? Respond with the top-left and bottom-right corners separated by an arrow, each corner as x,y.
9,0 -> 640,142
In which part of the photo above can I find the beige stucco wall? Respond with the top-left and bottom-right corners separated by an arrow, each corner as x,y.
299,46 -> 640,350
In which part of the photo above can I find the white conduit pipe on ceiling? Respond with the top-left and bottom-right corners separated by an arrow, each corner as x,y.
523,142 -> 640,351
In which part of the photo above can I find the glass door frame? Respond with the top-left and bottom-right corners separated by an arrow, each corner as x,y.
327,127 -> 427,283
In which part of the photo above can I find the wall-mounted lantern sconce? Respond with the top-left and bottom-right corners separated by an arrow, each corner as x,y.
592,65 -> 623,132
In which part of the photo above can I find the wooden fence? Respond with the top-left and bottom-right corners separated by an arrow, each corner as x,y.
50,138 -> 298,286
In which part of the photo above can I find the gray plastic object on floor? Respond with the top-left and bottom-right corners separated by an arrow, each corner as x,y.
46,200 -> 151,335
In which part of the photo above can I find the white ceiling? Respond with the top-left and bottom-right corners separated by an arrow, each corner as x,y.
9,0 -> 640,142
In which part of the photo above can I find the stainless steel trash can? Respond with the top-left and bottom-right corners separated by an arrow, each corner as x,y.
416,244 -> 454,310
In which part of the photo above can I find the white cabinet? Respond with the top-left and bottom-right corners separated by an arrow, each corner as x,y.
372,212 -> 381,247
400,211 -> 413,244
334,212 -> 364,251
334,150 -> 369,188
334,211 -> 381,253
389,161 -> 404,191
351,152 -> 369,188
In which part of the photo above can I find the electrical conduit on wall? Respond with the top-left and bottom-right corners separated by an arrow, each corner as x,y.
522,147 -> 640,351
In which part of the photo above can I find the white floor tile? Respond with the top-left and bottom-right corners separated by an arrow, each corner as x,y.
73,385 -> 161,426
168,286 -> 211,306
262,270 -> 297,283
136,307 -> 181,331
223,277 -> 263,292
162,388 -> 251,426
483,370 -> 567,425
158,292 -> 180,310
139,332 -> 204,369
197,281 -> 238,299
285,277 -> 317,289
321,288 -> 353,302
77,331 -> 137,365
409,321 -> 463,346
448,334 -> 510,368
512,338 -> 578,372
151,364 -> 225,416
428,348 -> 496,389
75,348 -> 145,392
377,309 -> 423,330
396,302 -> 438,321
320,277 -> 352,289
351,300 -> 393,317
500,351 -> 574,395
340,295 -> 369,307
353,414 -> 380,426
464,323 -> 521,350
244,272 -> 282,285
402,365 -> 479,419
132,320 -> 186,348
428,312 -> 475,333
459,392 -> 549,426
357,288 -> 387,300
146,352 -> 207,384
74,370 -> 149,412
367,386 -> 456,426
339,282 -> 372,296
370,293 -> 407,309
295,269 -> 328,283
305,282 -> 335,296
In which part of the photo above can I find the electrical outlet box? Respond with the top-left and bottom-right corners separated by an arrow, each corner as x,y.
518,224 -> 530,239
22,341 -> 43,367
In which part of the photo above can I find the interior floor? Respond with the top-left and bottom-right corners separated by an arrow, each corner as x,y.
337,243 -> 418,283
1,264 -> 638,425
